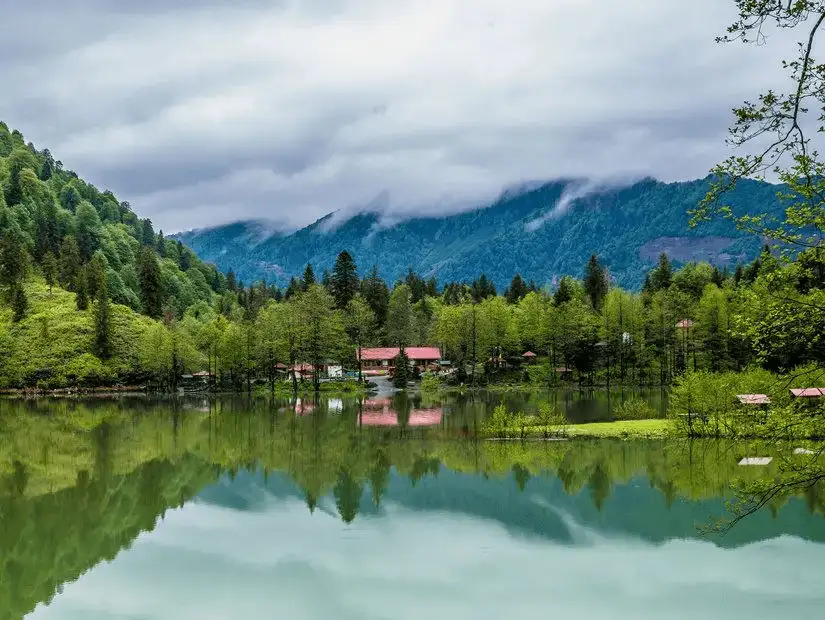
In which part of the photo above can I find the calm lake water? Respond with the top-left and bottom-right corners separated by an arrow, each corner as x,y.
2,392 -> 824,620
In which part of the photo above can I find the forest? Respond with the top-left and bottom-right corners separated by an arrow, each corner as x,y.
1,119 -> 824,395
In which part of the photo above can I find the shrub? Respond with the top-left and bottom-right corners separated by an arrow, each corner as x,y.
613,397 -> 655,421
420,373 -> 441,392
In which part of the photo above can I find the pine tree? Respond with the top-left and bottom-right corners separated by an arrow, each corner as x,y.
360,266 -> 390,326
392,347 -> 411,388
733,263 -> 744,285
330,250 -> 359,309
553,276 -> 574,305
284,276 -> 300,300
58,236 -> 81,290
42,251 -> 57,296
584,254 -> 608,310
85,252 -> 108,301
93,277 -> 111,359
504,273 -> 528,304
226,269 -> 237,292
141,219 -> 155,246
301,264 -> 316,290
0,232 -> 27,293
650,252 -> 673,290
11,284 -> 27,322
75,272 -> 89,310
138,246 -> 163,318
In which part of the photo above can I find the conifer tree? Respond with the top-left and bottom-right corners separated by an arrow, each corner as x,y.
11,283 -> 27,322
58,236 -> 81,290
301,263 -> 316,290
42,251 -> 57,296
650,253 -> 673,290
75,272 -> 89,310
504,273 -> 528,304
138,246 -> 163,318
393,347 -> 411,388
93,277 -> 111,359
330,250 -> 359,309
584,254 -> 608,310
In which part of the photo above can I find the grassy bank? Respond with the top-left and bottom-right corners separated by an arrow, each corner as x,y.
484,419 -> 673,440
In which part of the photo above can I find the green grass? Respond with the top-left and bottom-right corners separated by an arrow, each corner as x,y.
0,278 -> 154,388
489,418 -> 673,440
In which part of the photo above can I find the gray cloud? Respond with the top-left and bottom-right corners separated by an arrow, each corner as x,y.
0,0 -> 802,232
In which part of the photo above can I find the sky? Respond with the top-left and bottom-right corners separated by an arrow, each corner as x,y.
0,0 -> 795,233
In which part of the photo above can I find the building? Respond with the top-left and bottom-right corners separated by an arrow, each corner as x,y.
357,347 -> 442,375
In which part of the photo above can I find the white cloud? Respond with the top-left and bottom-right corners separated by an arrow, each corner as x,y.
0,0 -> 802,232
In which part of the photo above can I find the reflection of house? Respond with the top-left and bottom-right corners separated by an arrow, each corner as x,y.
358,398 -> 443,426
408,408 -> 443,426
357,347 -> 442,375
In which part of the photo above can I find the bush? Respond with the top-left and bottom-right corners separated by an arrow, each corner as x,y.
420,373 -> 441,392
613,397 -> 655,421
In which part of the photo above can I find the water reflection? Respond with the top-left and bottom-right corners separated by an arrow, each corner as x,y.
0,395 -> 823,620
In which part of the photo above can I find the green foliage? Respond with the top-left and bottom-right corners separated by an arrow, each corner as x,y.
175,177 -> 787,291
613,397 -> 655,421
420,373 -> 441,392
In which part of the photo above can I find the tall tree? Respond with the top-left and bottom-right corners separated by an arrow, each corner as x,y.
93,277 -> 112,359
295,284 -> 346,392
650,253 -> 673,291
58,236 -> 81,290
386,284 -> 413,347
301,263 -> 316,290
42,251 -> 57,296
360,266 -> 390,327
344,294 -> 375,381
138,246 -> 164,318
504,273 -> 528,304
85,252 -> 108,301
75,272 -> 89,311
584,254 -> 608,310
0,232 -> 27,294
330,250 -> 359,309
11,284 -> 27,322
75,201 -> 102,262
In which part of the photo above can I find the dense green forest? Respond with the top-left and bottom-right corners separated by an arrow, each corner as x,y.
174,175 -> 786,289
1,120 -> 823,395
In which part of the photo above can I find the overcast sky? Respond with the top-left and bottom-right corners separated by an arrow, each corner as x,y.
0,1 -> 794,233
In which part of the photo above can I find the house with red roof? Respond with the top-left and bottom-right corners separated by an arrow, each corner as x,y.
357,347 -> 442,375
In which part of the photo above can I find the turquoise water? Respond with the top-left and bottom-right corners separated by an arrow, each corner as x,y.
1,396 -> 823,619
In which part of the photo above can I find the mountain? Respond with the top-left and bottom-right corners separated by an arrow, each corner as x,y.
174,176 -> 784,289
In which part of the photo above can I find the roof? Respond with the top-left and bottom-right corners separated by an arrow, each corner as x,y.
357,347 -> 441,361
790,388 -> 825,398
736,394 -> 771,405
522,351 -> 537,357
192,370 -> 214,377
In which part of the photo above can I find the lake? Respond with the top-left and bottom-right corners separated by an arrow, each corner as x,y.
2,393 -> 824,619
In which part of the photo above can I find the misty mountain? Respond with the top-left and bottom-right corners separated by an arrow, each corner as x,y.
173,176 -> 784,290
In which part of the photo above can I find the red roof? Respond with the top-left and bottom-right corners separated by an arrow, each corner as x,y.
522,351 -> 537,357
790,388 -> 825,398
357,347 -> 441,361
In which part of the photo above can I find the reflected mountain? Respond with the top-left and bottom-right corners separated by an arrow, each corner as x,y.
1,396 -> 824,619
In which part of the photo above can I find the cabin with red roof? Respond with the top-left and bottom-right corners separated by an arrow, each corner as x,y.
357,347 -> 442,375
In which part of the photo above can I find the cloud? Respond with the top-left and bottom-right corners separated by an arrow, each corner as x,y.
0,0 -> 800,232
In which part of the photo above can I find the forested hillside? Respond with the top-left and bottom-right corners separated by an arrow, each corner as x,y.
175,176 -> 786,290
0,122 -> 230,387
